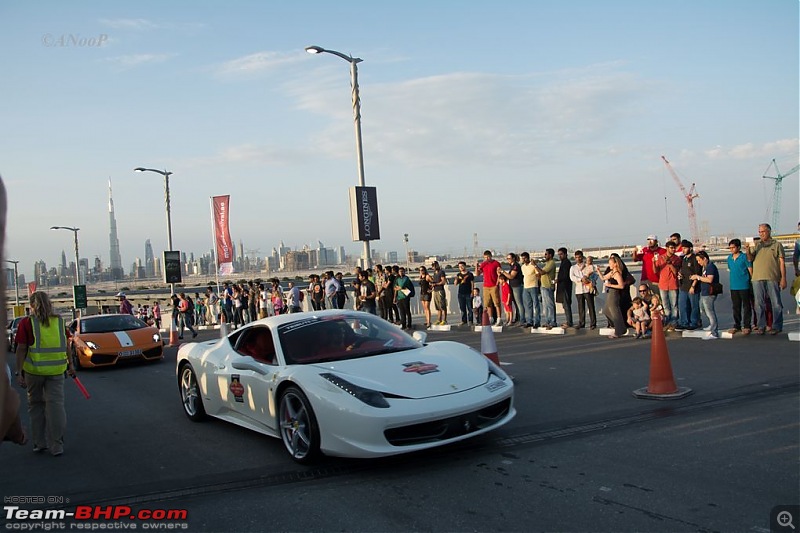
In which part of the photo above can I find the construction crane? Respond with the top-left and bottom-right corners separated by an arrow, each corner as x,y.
762,158 -> 800,232
661,155 -> 700,245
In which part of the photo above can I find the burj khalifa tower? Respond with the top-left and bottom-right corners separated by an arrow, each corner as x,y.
108,179 -> 124,279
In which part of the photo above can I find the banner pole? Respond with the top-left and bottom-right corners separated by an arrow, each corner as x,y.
209,197 -> 221,297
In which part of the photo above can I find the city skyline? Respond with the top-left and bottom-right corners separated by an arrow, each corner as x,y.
1,1 -> 797,279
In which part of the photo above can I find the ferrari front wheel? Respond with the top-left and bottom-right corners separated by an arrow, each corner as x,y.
179,364 -> 206,421
279,386 -> 320,464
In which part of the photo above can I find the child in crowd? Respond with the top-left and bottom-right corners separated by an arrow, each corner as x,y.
499,274 -> 513,326
472,287 -> 483,325
649,293 -> 664,321
629,297 -> 650,339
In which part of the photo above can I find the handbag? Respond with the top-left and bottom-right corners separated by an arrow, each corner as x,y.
709,282 -> 724,296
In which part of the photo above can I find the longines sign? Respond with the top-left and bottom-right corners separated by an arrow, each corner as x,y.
349,186 -> 381,242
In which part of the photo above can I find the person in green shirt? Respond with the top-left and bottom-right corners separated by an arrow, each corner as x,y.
393,267 -> 415,330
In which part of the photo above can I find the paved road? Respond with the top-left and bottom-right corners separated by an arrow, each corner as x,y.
2,309 -> 798,532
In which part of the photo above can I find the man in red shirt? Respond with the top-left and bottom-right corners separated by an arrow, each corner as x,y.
633,235 -> 666,293
476,250 -> 502,325
654,241 -> 683,330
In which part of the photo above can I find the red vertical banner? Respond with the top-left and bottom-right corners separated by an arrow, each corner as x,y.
27,282 -> 37,296
212,195 -> 234,275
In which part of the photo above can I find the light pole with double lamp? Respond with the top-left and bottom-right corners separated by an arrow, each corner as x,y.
134,167 -> 176,294
5,259 -> 20,306
305,45 -> 372,268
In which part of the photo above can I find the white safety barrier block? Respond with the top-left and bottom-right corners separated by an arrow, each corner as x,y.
598,327 -> 634,337
789,332 -> 799,342
474,325 -> 503,333
531,326 -> 565,335
428,324 -> 452,332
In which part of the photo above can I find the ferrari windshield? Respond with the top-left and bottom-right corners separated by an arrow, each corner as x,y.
81,315 -> 148,334
277,313 -> 421,365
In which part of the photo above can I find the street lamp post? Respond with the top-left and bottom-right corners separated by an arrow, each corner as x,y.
305,45 -> 372,268
403,234 -> 410,270
50,226 -> 81,286
5,260 -> 19,306
134,167 -> 175,294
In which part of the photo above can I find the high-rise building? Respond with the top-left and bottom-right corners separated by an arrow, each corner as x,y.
108,179 -> 124,280
144,239 -> 155,277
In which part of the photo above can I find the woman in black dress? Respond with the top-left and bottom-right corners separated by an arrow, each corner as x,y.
418,266 -> 433,328
602,255 -> 628,338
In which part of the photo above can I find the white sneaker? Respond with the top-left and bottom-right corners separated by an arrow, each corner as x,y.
702,333 -> 717,340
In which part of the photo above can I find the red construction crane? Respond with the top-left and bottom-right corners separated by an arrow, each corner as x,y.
661,155 -> 700,245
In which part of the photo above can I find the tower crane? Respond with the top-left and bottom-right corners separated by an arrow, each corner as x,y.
661,155 -> 700,245
762,158 -> 799,232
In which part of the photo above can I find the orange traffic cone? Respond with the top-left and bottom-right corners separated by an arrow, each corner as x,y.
481,310 -> 500,365
168,319 -> 180,347
633,315 -> 692,400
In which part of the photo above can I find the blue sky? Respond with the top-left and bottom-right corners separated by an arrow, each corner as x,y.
1,0 -> 798,279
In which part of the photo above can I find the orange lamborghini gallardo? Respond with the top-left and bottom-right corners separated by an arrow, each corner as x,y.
68,314 -> 164,369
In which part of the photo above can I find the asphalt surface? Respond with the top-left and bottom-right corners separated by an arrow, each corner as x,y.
2,290 -> 798,532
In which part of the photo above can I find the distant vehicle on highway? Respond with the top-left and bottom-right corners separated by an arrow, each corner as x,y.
176,310 -> 515,463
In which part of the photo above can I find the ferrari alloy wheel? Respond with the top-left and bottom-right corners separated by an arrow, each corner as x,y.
179,364 -> 206,421
279,386 -> 320,464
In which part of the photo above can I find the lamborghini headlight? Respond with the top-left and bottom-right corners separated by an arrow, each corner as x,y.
320,373 -> 390,408
85,341 -> 99,350
152,333 -> 161,343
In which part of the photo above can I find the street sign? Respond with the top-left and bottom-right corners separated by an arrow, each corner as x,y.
73,285 -> 87,309
164,251 -> 182,284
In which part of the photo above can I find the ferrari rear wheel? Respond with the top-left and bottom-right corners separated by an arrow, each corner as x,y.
279,386 -> 320,464
179,364 -> 206,421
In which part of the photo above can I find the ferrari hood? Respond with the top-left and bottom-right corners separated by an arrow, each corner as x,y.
309,341 -> 493,399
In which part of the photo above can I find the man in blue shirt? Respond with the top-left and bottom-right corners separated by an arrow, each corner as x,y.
726,239 -> 753,335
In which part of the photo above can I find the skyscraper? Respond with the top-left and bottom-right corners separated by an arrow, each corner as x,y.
108,179 -> 124,280
144,239 -> 155,277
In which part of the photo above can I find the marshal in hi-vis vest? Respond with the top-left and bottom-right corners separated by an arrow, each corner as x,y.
22,316 -> 68,376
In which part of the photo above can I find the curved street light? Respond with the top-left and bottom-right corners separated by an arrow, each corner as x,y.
134,167 -> 176,294
305,45 -> 371,268
134,167 -> 174,253
50,226 -> 81,287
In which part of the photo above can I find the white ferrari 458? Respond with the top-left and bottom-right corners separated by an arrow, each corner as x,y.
176,310 -> 515,463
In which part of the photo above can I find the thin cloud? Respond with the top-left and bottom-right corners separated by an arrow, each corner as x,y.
99,18 -> 160,30
98,18 -> 205,32
290,64 -> 654,168
705,138 -> 799,160
103,53 -> 174,69
215,51 -> 305,79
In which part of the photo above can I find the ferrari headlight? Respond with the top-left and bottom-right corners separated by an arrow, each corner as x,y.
320,373 -> 390,408
152,333 -> 161,343
85,341 -> 99,350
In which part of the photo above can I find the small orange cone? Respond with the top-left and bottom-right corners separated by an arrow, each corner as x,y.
481,310 -> 500,365
633,315 -> 692,400
169,319 -> 180,347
